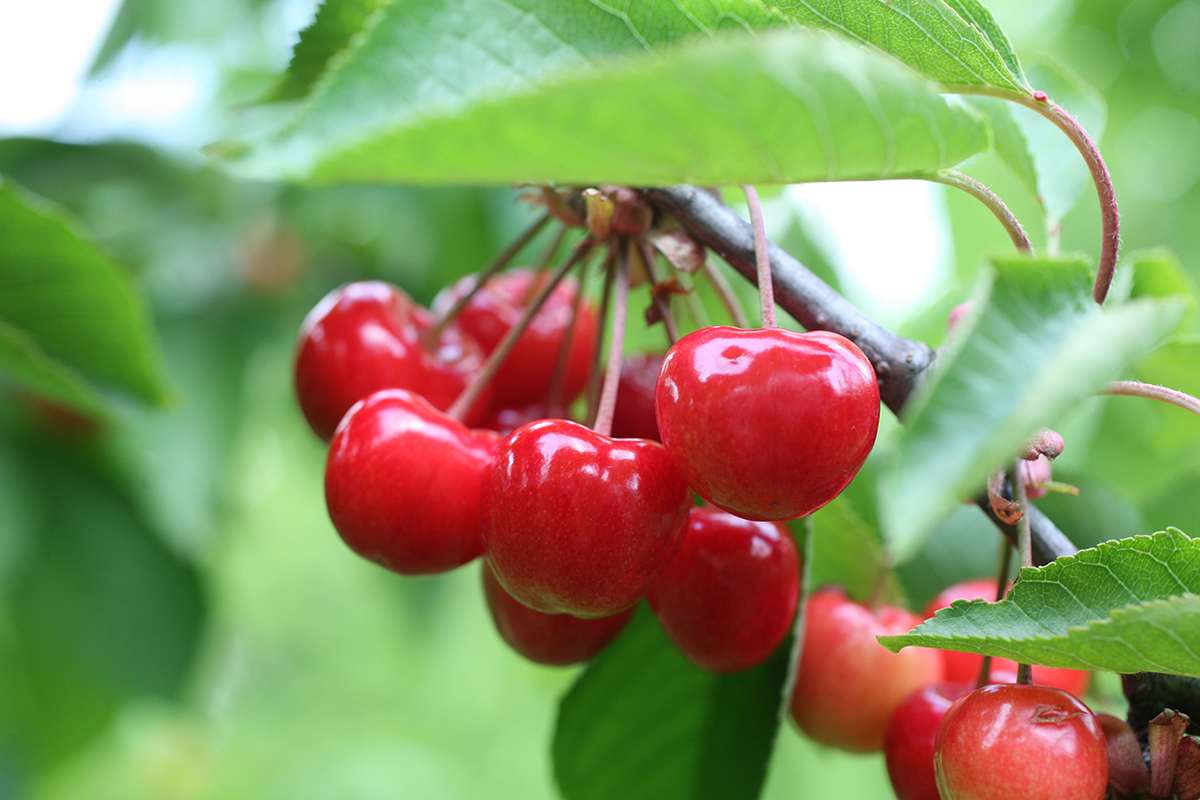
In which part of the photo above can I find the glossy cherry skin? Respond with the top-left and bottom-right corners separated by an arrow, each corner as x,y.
481,561 -> 633,665
433,268 -> 598,410
324,389 -> 500,575
647,506 -> 799,673
611,353 -> 664,442
934,684 -> 1108,800
295,281 -> 488,440
790,587 -> 944,753
884,682 -> 973,800
923,578 -> 1090,696
483,419 -> 690,618
655,326 -> 880,521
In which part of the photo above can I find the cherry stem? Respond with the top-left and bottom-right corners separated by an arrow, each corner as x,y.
977,540 -> 1014,688
591,240 -> 632,438
446,240 -> 592,423
639,241 -> 680,344
927,170 -> 1032,253
1105,381 -> 1200,418
546,252 -> 592,415
957,87 -> 1119,305
680,272 -> 712,330
1012,457 -> 1035,685
585,248 -> 618,428
702,258 -> 750,329
425,212 -> 552,345
742,184 -> 777,328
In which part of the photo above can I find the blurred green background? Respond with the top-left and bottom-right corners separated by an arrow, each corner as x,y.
1,0 -> 1198,797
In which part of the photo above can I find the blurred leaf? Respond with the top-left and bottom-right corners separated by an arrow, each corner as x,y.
1128,249 -> 1199,332
553,604 -> 788,800
225,24 -> 989,184
976,58 -> 1107,222
0,320 -> 108,419
91,0 -> 275,72
880,530 -> 1200,676
0,178 -> 172,408
807,494 -> 903,604
880,255 -> 1184,562
268,0 -> 392,102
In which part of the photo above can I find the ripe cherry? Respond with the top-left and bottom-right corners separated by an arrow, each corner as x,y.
884,682 -> 973,800
483,419 -> 690,618
481,562 -> 633,666
790,587 -> 944,752
295,281 -> 488,440
647,506 -> 799,673
934,683 -> 1108,800
324,389 -> 499,575
433,268 -> 599,410
610,352 -> 664,442
655,326 -> 879,521
924,578 -> 1090,696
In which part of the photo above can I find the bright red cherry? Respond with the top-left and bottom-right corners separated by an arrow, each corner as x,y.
655,326 -> 880,521
884,682 -> 973,800
924,578 -> 1090,696
934,684 -> 1108,800
790,587 -> 944,753
611,352 -> 664,442
433,268 -> 599,410
324,389 -> 499,575
295,281 -> 488,440
647,506 -> 799,673
483,419 -> 690,618
481,561 -> 633,666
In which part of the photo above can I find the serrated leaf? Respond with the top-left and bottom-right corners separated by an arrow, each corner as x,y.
0,178 -> 172,407
879,256 -> 1185,562
775,0 -> 1028,90
267,0 -> 391,102
880,530 -> 1200,676
226,24 -> 990,184
553,604 -> 788,800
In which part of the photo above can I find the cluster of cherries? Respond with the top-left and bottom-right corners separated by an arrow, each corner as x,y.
293,206 -> 1141,800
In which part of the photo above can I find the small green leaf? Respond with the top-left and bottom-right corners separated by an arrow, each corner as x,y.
0,178 -> 172,407
553,604 -> 788,800
879,256 -> 1185,561
774,0 -> 1028,90
267,0 -> 391,102
880,530 -> 1200,676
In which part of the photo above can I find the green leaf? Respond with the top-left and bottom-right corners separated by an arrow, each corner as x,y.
774,0 -> 1028,90
553,604 -> 788,800
226,25 -> 990,185
1127,249 -> 1199,332
976,58 -> 1106,222
0,178 -> 172,407
879,256 -> 1185,562
807,493 -> 904,605
880,530 -> 1200,676
0,319 -> 108,418
267,0 -> 392,102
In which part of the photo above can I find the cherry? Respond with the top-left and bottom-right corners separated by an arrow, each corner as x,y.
483,419 -> 690,618
934,683 -> 1108,800
923,578 -> 1090,696
884,682 -> 973,800
789,586 -> 944,752
481,561 -> 633,665
610,352 -> 664,442
647,506 -> 799,673
432,268 -> 599,410
295,281 -> 488,440
324,389 -> 499,575
479,401 -> 561,436
655,326 -> 879,521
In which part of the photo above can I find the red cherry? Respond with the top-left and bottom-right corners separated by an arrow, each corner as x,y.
924,578 -> 1090,696
655,326 -> 880,521
884,682 -> 973,800
433,268 -> 598,409
934,684 -> 1108,800
611,352 -> 664,442
295,281 -> 488,440
324,389 -> 499,575
481,561 -> 633,665
483,419 -> 690,618
790,587 -> 944,752
647,506 -> 799,673
479,401 -> 562,437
